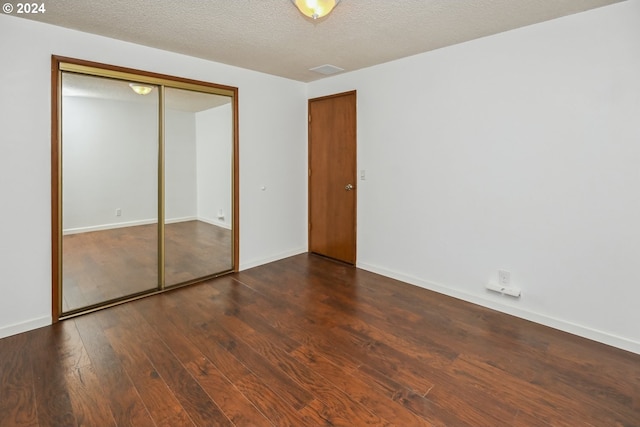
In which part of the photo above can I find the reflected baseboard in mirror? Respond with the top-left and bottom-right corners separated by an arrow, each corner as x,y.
62,220 -> 232,313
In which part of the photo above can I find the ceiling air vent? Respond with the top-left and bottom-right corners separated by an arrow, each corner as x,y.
309,64 -> 345,75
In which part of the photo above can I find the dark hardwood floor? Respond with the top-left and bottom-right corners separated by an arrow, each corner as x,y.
2,254 -> 639,426
62,220 -> 232,312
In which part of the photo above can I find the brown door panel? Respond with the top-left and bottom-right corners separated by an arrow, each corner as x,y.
308,91 -> 357,264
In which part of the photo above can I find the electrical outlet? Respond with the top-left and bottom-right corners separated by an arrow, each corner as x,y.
498,269 -> 510,286
115,208 -> 122,217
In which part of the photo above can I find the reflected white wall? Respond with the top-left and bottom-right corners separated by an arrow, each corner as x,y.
196,103 -> 232,228
62,96 -> 158,232
61,99 -> 231,232
165,108 -> 197,222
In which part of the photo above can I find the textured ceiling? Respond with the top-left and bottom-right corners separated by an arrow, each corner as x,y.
15,0 -> 623,82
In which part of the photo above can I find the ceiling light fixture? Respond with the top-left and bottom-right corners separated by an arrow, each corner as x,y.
292,0 -> 340,20
128,83 -> 154,95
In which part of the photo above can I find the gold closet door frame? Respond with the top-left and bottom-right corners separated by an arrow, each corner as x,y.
51,55 -> 240,321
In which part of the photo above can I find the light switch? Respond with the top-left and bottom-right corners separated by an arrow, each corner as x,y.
360,170 -> 366,180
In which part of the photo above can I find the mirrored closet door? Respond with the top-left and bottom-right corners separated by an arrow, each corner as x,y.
52,57 -> 238,319
164,87 -> 233,286
60,73 -> 160,312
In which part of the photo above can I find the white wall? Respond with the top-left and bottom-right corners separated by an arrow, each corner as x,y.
196,104 -> 232,228
62,96 -> 160,231
309,0 -> 640,354
63,100 -> 230,231
0,15 -> 308,338
165,108 -> 198,222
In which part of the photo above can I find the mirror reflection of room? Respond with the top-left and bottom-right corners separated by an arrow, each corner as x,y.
164,87 -> 233,286
61,73 -> 233,314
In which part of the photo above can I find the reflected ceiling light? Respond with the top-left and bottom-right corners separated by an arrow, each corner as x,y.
292,0 -> 340,20
128,83 -> 154,95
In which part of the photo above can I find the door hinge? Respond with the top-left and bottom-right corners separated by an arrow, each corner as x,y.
308,169 -> 311,177
308,114 -> 311,123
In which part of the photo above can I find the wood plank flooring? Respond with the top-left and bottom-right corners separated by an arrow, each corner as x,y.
2,253 -> 639,426
62,220 -> 232,312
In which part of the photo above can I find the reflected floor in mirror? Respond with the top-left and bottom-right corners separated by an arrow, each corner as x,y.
62,220 -> 232,313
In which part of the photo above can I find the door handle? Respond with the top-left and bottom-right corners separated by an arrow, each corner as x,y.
345,184 -> 354,191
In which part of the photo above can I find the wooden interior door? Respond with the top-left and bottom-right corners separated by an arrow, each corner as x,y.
308,91 -> 357,264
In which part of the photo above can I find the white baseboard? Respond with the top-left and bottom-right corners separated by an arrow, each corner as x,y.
198,216 -> 231,230
0,316 -> 51,339
63,218 -> 160,235
357,261 -> 640,355
240,247 -> 307,271
167,216 -> 198,224
62,216 -> 231,236
62,216 -> 212,235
